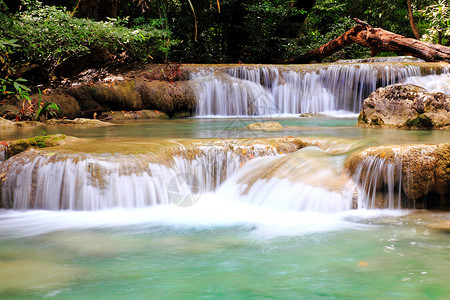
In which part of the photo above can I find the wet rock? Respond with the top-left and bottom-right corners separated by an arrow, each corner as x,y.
346,143 -> 450,208
6,134 -> 75,157
427,220 -> 450,232
101,109 -> 169,120
68,79 -> 144,112
0,117 -> 15,127
137,80 -> 196,117
46,118 -> 113,126
299,113 -> 323,118
246,121 -> 283,131
358,84 -> 450,129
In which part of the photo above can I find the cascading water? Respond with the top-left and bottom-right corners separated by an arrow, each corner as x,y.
191,62 -> 450,116
352,150 -> 404,209
0,143 -> 278,210
404,73 -> 450,94
216,147 -> 357,213
0,137 -> 374,214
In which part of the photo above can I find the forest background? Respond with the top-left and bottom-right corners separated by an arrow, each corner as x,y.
0,0 -> 449,84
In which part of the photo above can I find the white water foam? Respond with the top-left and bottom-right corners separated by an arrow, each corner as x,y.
404,73 -> 450,94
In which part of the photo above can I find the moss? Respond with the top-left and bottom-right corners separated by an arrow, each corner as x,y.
7,134 -> 66,157
357,111 -> 368,124
404,114 -> 434,129
369,116 -> 384,126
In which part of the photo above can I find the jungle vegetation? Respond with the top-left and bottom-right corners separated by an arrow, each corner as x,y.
0,0 -> 449,82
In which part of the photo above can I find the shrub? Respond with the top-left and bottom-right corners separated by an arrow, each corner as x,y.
0,1 -> 172,76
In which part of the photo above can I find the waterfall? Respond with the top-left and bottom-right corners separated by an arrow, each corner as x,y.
0,143 -> 278,210
191,63 -> 450,116
352,151 -> 403,209
336,56 -> 425,63
216,147 -> 357,213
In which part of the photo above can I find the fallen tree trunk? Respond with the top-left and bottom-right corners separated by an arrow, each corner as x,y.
286,19 -> 450,64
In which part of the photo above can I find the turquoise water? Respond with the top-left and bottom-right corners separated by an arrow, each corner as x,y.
1,116 -> 450,299
0,209 -> 449,299
2,117 -> 450,145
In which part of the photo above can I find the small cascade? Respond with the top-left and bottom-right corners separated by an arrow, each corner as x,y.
336,56 -> 425,63
191,62 -> 450,116
191,71 -> 277,116
169,141 -> 278,191
217,147 -> 357,213
0,143 -> 279,210
352,149 -> 404,209
349,144 -> 446,209
404,73 -> 450,94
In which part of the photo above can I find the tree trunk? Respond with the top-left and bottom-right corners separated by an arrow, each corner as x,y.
73,0 -> 118,21
407,0 -> 421,39
285,19 -> 450,64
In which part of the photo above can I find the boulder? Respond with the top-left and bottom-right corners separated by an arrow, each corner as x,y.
136,80 -> 196,117
29,93 -> 81,119
100,110 -> 169,120
5,134 -> 77,157
357,84 -> 450,129
0,117 -> 15,127
46,118 -> 113,126
246,121 -> 283,131
345,143 -> 450,208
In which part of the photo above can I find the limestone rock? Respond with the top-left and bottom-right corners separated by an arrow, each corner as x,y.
346,143 -> 450,208
101,110 -> 169,120
29,93 -> 81,119
46,118 -> 113,126
357,84 -> 450,129
427,220 -> 450,232
246,121 -> 283,131
0,117 -> 15,127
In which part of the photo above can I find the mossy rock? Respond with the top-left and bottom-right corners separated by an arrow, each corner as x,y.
357,111 -> 368,124
136,80 -> 196,116
404,114 -> 434,129
7,134 -> 67,157
434,143 -> 450,196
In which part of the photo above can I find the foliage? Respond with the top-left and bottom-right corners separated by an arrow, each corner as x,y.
419,0 -> 450,45
0,78 -> 31,103
164,0 -> 310,63
294,0 -> 370,61
34,89 -> 60,121
0,39 -> 20,77
0,77 -> 60,120
0,1 -> 172,75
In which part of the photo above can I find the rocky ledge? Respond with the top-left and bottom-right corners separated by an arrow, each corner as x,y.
357,84 -> 450,129
345,143 -> 450,209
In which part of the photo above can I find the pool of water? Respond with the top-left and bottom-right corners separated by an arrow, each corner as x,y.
1,116 -> 449,299
2,117 -> 450,145
0,208 -> 449,299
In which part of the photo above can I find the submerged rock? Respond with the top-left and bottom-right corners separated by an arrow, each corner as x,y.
345,143 -> 450,209
246,121 -> 283,131
358,84 -> 450,129
427,220 -> 450,232
0,260 -> 81,293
